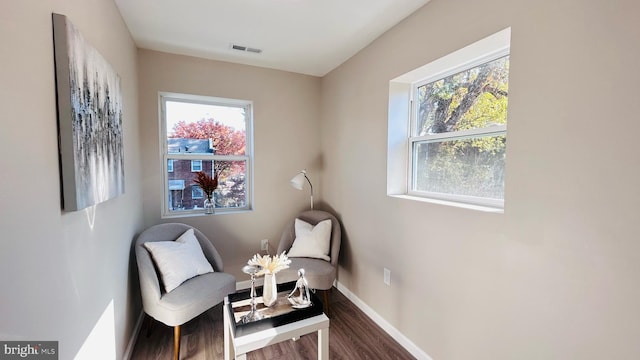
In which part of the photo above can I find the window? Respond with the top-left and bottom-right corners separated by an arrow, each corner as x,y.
388,28 -> 510,210
192,186 -> 204,199
191,160 -> 202,172
160,92 -> 253,216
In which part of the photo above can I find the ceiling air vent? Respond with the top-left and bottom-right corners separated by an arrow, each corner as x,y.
231,44 -> 262,54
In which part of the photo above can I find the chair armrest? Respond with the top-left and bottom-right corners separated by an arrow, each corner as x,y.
135,244 -> 162,304
277,218 -> 296,254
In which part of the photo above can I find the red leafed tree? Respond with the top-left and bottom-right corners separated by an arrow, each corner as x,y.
170,118 -> 245,156
171,118 -> 246,194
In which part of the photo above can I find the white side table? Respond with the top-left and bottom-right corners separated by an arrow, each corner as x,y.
223,296 -> 330,360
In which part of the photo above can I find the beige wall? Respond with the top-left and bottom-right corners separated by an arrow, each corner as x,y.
322,0 -> 640,359
137,50 -> 322,278
0,0 -> 143,359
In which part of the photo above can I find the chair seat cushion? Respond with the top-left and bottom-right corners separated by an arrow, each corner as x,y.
151,271 -> 236,326
275,257 -> 336,290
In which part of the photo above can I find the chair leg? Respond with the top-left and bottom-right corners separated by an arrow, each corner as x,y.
322,289 -> 330,317
174,325 -> 181,360
145,315 -> 155,337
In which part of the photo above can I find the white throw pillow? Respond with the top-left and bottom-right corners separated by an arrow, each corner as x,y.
287,218 -> 332,262
144,228 -> 214,293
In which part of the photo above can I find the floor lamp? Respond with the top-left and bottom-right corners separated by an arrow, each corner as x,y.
290,170 -> 313,210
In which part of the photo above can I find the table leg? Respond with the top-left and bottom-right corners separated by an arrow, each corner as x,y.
224,302 -> 233,360
318,327 -> 329,360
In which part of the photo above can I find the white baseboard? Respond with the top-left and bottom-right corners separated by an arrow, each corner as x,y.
335,281 -> 433,360
236,278 -> 263,290
123,311 -> 145,360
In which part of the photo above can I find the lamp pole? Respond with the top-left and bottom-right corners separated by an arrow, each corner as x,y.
303,172 -> 314,210
291,170 -> 314,210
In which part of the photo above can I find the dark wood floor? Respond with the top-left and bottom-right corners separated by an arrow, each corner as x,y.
130,288 -> 415,360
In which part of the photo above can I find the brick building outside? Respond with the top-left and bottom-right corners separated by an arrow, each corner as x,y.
167,138 -> 214,210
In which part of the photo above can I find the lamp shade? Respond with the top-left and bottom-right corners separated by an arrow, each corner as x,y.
290,172 -> 306,190
290,170 -> 313,210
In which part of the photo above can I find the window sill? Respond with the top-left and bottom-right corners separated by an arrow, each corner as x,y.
388,194 -> 504,214
161,208 -> 252,219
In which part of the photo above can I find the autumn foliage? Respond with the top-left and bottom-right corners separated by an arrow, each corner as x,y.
170,118 -> 245,156
170,118 -> 246,177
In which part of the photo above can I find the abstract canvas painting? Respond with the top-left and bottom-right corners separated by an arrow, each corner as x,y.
52,13 -> 125,211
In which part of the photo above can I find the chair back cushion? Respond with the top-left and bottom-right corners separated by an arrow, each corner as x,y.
287,218 -> 332,261
277,210 -> 341,267
143,228 -> 214,293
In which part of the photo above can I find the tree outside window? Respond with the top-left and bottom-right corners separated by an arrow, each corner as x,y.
411,55 -> 509,203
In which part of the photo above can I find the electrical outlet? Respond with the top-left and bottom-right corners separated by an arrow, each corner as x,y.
261,239 -> 269,251
384,268 -> 391,286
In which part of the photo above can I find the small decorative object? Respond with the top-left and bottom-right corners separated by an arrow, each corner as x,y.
247,252 -> 291,307
203,197 -> 215,214
193,171 -> 218,214
241,264 -> 263,323
262,273 -> 278,307
288,268 -> 312,309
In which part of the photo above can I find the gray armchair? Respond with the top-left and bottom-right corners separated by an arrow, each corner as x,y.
135,223 -> 236,360
276,210 -> 341,314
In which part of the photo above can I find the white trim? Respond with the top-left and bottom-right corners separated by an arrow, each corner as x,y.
412,50 -> 510,90
335,281 -> 433,360
236,279 -> 251,290
387,81 -> 411,195
406,189 -> 504,209
236,279 -> 335,292
392,27 -> 511,83
161,91 -> 253,108
236,278 -> 264,291
410,124 -> 506,142
122,311 -> 145,360
390,193 -> 503,213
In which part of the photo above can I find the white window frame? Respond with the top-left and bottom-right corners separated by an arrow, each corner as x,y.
190,160 -> 202,172
387,28 -> 510,212
159,92 -> 254,217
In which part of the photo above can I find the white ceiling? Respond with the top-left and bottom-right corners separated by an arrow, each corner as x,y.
114,0 -> 430,77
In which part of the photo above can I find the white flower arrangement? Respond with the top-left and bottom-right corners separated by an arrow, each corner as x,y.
248,252 -> 291,276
